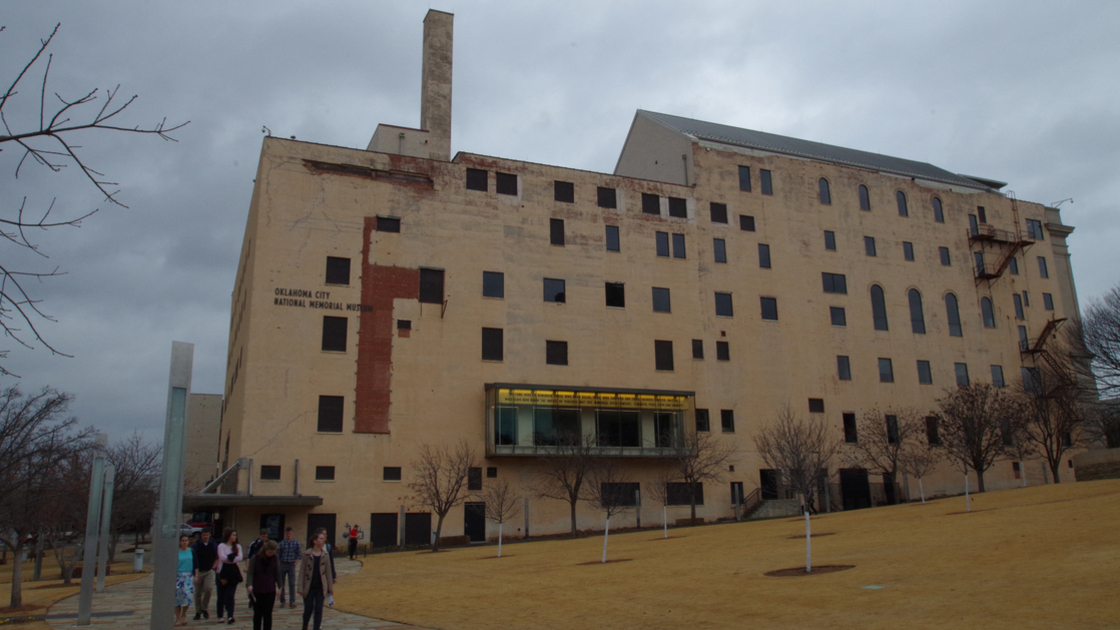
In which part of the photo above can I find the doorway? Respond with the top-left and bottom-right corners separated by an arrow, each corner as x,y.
839,469 -> 871,511
464,502 -> 486,542
306,513 -> 337,549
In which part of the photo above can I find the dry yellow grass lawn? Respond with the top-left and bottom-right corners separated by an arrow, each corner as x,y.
336,479 -> 1120,630
0,560 -> 146,619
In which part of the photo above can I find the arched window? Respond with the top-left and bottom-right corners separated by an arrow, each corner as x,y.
945,293 -> 962,337
908,289 -> 926,334
858,185 -> 871,211
819,178 -> 831,205
932,197 -> 944,223
871,285 -> 889,331
981,297 -> 996,328
896,191 -> 909,217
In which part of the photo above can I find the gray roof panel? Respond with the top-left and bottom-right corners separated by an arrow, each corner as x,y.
639,110 -> 993,191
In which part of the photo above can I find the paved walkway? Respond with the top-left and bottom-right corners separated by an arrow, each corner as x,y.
44,558 -> 431,630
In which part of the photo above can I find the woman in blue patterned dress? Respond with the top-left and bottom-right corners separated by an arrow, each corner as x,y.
176,535 -> 198,625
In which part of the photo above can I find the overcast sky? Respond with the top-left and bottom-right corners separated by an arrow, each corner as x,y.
2,1 -> 1117,445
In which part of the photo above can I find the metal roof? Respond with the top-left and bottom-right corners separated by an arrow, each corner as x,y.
639,110 -> 994,191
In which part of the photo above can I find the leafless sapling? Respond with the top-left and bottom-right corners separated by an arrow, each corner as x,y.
532,431 -> 602,537
936,383 -> 1027,492
668,430 -> 735,521
479,479 -> 521,557
753,405 -> 842,514
406,440 -> 476,552
587,460 -> 636,563
844,407 -> 928,503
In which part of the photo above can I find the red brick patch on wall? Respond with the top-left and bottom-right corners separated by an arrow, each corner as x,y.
355,217 -> 419,433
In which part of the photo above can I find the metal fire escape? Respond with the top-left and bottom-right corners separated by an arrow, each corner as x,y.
970,192 -> 1035,285
1020,317 -> 1069,382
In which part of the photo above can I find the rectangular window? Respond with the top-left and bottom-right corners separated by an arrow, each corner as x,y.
554,180 -> 574,203
605,282 -> 625,308
879,358 -> 894,383
1043,293 -> 1054,311
977,206 -> 987,223
533,408 -> 580,446
600,482 -> 640,507
716,341 -> 730,361
808,398 -> 825,413
317,395 -> 344,433
465,168 -> 488,191
605,225 -> 620,252
672,233 -> 686,259
656,232 -> 670,257
1019,325 -> 1030,351
397,319 -> 411,331
1022,290 -> 1030,307
546,340 -> 568,366
376,216 -> 401,232
939,247 -> 951,266
321,316 -> 347,352
738,165 -> 751,191
543,278 -> 566,303
843,413 -> 858,443
864,236 -> 877,257
597,186 -> 617,209
837,355 -> 851,380
1009,257 -> 1019,275
917,360 -> 932,384
550,218 -> 565,246
715,292 -> 733,317
713,238 -> 727,263
1038,257 -> 1049,278
495,172 -> 517,195
482,271 -> 504,298
666,482 -> 704,506
419,269 -> 445,304
1022,366 -> 1041,393
494,407 -> 518,446
383,467 -> 402,481
955,363 -> 970,386
925,417 -> 941,445
739,215 -> 756,231
692,339 -> 704,359
695,408 -> 710,432
652,287 -> 671,313
468,468 -> 483,491
668,197 -> 687,218
1026,218 -> 1045,240
654,340 -> 674,371
760,297 -> 778,321
260,465 -> 281,481
710,202 -> 728,224
886,415 -> 900,444
830,306 -> 846,327
824,230 -> 836,251
325,256 -> 351,285
720,409 -> 735,433
487,467 -> 498,478
903,242 -> 914,261
991,365 -> 1005,388
642,193 -> 660,215
760,169 -> 773,195
1013,293 -> 1024,320
315,466 -> 335,481
822,272 -> 847,294
481,328 -> 503,361
758,243 -> 771,268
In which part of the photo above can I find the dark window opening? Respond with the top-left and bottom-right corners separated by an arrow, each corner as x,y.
908,289 -> 926,334
465,168 -> 488,191
672,233 -> 686,259
859,184 -> 871,211
550,218 -> 565,246
315,466 -> 335,481
546,340 -> 568,366
481,328 -> 503,361
738,165 -> 751,191
843,413 -> 858,443
879,358 -> 894,383
818,178 -> 831,205
946,293 -> 963,337
761,297 -> 778,321
696,408 -> 710,432
598,411 -> 641,448
656,231 -> 670,257
918,360 -> 932,384
655,340 -> 674,371
321,316 -> 348,352
487,467 -> 498,478
600,482 -> 640,507
325,257 -> 351,285
932,197 -> 944,223
605,225 -> 621,252
543,278 -> 566,303
925,417 -> 941,445
896,191 -> 909,217
495,172 -> 518,195
710,202 -> 728,224
720,409 -> 735,433
376,216 -> 401,232
939,247 -> 951,266
758,243 -> 771,268
715,292 -> 733,317
740,215 -> 756,231
1043,293 -> 1054,311
468,468 -> 483,491
871,285 -> 889,331
713,238 -> 727,263
482,271 -> 504,298
419,269 -> 445,304
1038,257 -> 1049,278
837,355 -> 851,380
652,287 -> 671,313
597,187 -> 617,209
977,206 -> 987,223
554,180 -> 574,203
981,297 -> 996,328
809,398 -> 825,413
716,341 -> 730,361
666,483 -> 704,506
397,319 -> 411,330
642,193 -> 660,215
991,365 -> 1005,388
830,306 -> 846,327
605,282 -> 626,308
864,236 -> 877,257
260,465 -> 281,481
903,241 -> 915,261
886,415 -> 900,444
533,408 -> 580,446
822,272 -> 847,294
317,395 -> 344,433
383,467 -> 402,481
692,339 -> 704,359
955,363 -> 970,386
668,197 -> 687,218
824,230 -> 836,251
760,169 -> 773,195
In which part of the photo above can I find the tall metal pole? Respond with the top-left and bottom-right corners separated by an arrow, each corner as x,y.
150,342 -> 193,630
77,433 -> 108,625
96,464 -> 116,591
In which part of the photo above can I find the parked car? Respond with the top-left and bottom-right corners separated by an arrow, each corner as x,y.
179,523 -> 203,538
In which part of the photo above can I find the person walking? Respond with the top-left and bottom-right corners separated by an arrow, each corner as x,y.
347,525 -> 358,560
245,540 -> 280,630
298,531 -> 333,630
246,530 -> 270,611
276,528 -> 300,609
216,529 -> 243,624
192,529 -> 219,620
175,535 -> 198,626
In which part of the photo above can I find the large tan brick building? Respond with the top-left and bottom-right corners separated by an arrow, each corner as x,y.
195,10 -> 1081,545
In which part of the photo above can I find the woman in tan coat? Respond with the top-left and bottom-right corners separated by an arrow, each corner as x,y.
297,531 -> 333,630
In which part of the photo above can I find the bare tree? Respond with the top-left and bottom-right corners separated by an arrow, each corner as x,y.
936,383 -> 1026,492
479,479 -> 521,557
587,461 -> 636,563
899,439 -> 943,503
105,432 -> 161,561
1076,285 -> 1120,402
0,386 -> 93,606
845,407 -> 928,503
753,406 -> 842,513
667,431 -> 734,521
406,441 -> 475,552
0,24 -> 188,376
1017,356 -> 1085,484
645,468 -> 676,538
533,432 -> 602,537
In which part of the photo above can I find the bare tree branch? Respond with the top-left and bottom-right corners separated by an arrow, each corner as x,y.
666,431 -> 734,521
754,405 -> 842,513
406,440 -> 475,552
936,383 -> 1027,492
532,431 -> 602,537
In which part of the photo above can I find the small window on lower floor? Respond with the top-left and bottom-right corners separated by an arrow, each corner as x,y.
383,467 -> 402,481
830,306 -> 846,327
260,465 -> 281,481
955,363 -> 970,386
925,417 -> 940,445
546,340 -> 569,366
917,360 -> 932,384
716,341 -> 730,361
695,408 -> 710,432
837,355 -> 851,380
808,398 -> 824,413
468,467 -> 483,491
843,413 -> 858,443
761,297 -> 778,321
481,328 -> 504,361
692,339 -> 704,360
720,409 -> 735,433
375,216 -> 401,233
315,466 -> 336,481
879,358 -> 894,383
605,282 -> 625,308
486,467 -> 498,478
739,215 -> 756,231
1043,293 -> 1054,311
655,340 -> 674,371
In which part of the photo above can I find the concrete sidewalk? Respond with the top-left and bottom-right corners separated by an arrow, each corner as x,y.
44,557 -> 431,630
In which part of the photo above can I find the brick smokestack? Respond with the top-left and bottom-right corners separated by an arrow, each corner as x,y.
420,10 -> 453,161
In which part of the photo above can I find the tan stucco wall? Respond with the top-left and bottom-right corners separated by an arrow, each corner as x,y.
185,393 -> 223,492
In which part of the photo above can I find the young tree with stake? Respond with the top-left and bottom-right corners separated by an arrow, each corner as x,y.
587,461 -> 635,563
406,441 -> 475,552
480,479 -> 521,558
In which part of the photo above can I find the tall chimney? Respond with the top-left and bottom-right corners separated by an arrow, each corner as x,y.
420,10 -> 453,161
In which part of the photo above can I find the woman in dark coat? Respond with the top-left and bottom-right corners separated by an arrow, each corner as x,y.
245,540 -> 280,630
